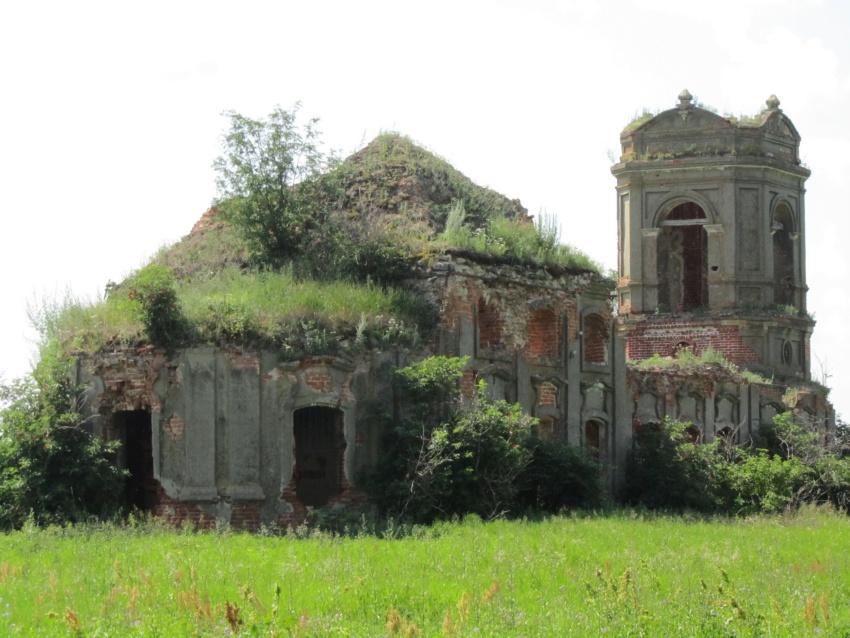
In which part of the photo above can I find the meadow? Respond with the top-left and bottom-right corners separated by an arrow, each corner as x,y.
1,508 -> 849,637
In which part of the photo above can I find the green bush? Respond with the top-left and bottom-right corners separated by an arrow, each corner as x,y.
514,438 -> 605,512
623,420 -> 723,512
126,264 -> 187,349
624,414 -> 850,515
363,356 -> 602,523
0,355 -> 126,530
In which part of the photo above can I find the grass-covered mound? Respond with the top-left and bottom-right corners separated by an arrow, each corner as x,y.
45,124 -> 601,359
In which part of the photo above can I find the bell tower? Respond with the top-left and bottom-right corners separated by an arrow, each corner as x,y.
612,90 -> 814,379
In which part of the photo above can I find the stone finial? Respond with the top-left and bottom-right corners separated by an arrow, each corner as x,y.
678,89 -> 693,107
766,94 -> 781,110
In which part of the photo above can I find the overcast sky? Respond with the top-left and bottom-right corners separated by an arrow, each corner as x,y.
1,0 -> 848,419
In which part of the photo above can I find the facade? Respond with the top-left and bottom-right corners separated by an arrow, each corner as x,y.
75,92 -> 833,528
76,255 -> 622,529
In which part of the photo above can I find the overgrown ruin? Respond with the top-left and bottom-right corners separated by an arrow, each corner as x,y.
75,92 -> 834,528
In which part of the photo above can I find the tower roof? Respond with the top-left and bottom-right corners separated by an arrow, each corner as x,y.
615,90 -> 806,172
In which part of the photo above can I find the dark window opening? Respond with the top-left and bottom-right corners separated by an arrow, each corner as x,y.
772,204 -> 797,307
657,202 -> 708,312
114,410 -> 158,512
293,406 -> 345,507
672,341 -> 694,356
585,420 -> 603,459
781,340 -> 793,366
685,425 -> 702,444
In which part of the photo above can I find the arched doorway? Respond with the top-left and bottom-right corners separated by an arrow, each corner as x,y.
657,202 -> 708,312
293,406 -> 345,507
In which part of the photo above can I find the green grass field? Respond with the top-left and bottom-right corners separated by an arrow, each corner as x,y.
1,508 -> 849,636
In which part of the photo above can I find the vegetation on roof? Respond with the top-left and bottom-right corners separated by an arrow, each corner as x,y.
630,347 -> 771,385
46,104 -> 603,358
623,108 -> 657,132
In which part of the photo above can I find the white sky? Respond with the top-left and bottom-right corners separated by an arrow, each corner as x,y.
1,0 -> 848,419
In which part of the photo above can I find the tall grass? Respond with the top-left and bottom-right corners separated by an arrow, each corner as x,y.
1,509 -> 849,636
438,204 -> 602,271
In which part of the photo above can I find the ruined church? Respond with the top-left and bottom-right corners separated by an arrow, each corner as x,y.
77,91 -> 833,529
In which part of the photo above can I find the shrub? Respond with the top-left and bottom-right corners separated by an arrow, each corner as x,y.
126,264 -> 187,349
623,419 -> 722,512
363,357 -> 601,523
624,414 -> 850,515
0,353 -> 126,529
514,438 -> 605,512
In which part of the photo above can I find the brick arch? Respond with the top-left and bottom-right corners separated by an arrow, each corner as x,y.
651,194 -> 718,228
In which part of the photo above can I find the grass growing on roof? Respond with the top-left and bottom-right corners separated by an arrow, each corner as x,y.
41,265 -> 434,357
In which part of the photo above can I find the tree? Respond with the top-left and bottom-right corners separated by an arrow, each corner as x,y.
212,103 -> 340,267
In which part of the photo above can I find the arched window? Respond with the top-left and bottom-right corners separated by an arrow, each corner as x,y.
583,313 -> 609,365
293,406 -> 345,507
657,202 -> 708,312
772,203 -> 797,307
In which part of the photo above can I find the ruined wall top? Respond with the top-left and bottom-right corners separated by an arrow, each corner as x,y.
615,89 -> 808,173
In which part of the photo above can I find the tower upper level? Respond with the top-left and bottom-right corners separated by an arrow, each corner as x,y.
612,91 -> 814,379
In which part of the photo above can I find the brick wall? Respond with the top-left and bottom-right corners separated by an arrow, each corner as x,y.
537,381 -> 558,407
529,309 -> 560,360
477,298 -> 503,350
584,314 -> 609,364
623,320 -> 760,365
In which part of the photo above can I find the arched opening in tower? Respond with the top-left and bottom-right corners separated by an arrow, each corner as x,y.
657,202 -> 708,312
772,204 -> 797,307
293,406 -> 345,507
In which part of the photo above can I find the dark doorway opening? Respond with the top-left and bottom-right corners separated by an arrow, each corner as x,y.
113,410 -> 158,512
293,406 -> 345,507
